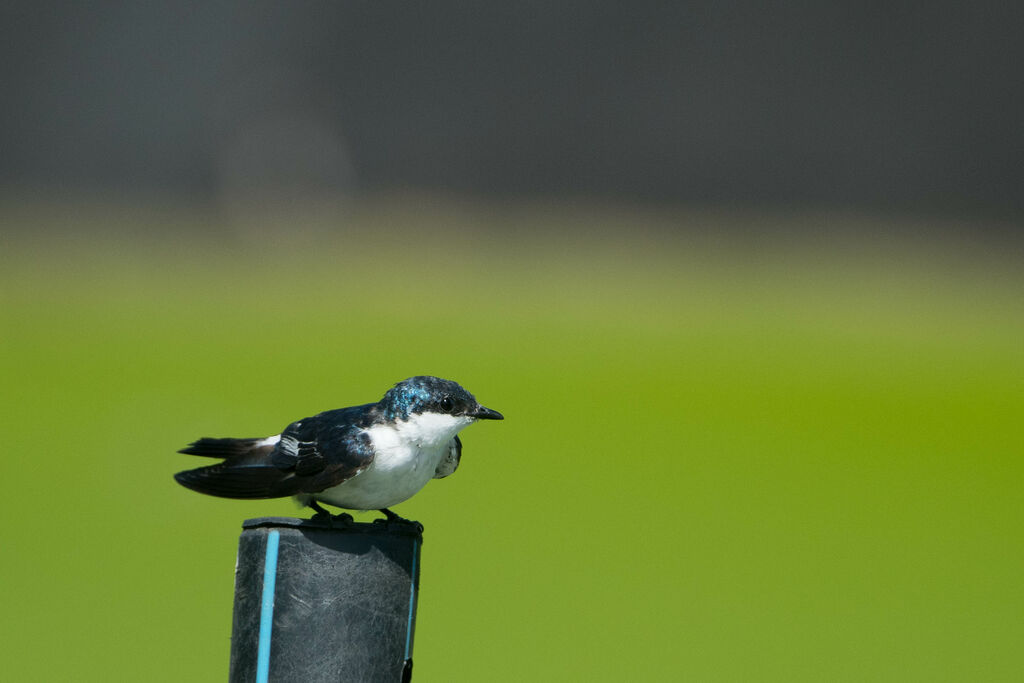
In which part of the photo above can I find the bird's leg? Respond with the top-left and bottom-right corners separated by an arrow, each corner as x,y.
308,499 -> 334,526
377,508 -> 423,532
308,499 -> 331,517
378,508 -> 412,523
307,500 -> 353,526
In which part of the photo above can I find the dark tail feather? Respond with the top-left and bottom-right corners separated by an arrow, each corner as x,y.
178,437 -> 267,458
176,436 -> 288,498
174,463 -> 289,499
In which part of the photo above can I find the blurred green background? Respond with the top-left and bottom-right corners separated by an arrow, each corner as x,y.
1,202 -> 1021,681
4,4 -> 1024,680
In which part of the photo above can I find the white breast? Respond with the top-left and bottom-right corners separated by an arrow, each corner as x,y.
312,412 -> 473,510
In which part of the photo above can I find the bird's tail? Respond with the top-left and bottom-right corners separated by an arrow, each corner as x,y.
175,437 -> 287,499
178,437 -> 269,458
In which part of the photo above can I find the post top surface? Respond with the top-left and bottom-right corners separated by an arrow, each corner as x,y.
241,516 -> 424,538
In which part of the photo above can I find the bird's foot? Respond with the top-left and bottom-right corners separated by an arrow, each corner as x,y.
310,512 -> 355,528
331,512 -> 354,524
308,499 -> 332,522
376,508 -> 423,532
307,500 -> 352,527
377,508 -> 409,523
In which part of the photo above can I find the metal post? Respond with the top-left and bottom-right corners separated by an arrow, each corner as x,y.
228,517 -> 423,682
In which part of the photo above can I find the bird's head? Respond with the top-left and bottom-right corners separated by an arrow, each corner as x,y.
380,376 -> 504,424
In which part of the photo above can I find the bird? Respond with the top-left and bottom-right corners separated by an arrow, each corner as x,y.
174,376 -> 502,523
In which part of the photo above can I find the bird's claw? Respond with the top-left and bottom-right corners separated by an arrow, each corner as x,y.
310,511 -> 354,528
375,509 -> 423,532
377,508 -> 408,523
307,500 -> 354,528
310,509 -> 333,527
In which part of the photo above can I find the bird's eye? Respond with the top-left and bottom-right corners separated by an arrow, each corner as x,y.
439,397 -> 453,411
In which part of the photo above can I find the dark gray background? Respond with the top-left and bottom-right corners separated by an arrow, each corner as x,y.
3,2 -> 1021,225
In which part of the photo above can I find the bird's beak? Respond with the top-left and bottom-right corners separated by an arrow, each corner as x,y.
470,405 -> 504,420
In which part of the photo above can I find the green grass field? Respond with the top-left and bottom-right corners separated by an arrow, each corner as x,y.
2,202 -> 1022,680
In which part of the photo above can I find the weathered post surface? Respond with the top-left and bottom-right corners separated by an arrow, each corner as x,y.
229,516 -> 423,683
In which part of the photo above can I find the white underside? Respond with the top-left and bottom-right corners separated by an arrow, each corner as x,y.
309,412 -> 474,510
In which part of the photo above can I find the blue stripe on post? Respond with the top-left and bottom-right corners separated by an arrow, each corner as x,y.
256,530 -> 281,683
404,539 -> 418,661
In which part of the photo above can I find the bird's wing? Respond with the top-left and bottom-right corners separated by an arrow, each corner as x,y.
268,406 -> 377,494
433,435 -> 462,479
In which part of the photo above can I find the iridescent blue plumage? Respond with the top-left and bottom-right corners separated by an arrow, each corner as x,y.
379,376 -> 480,422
